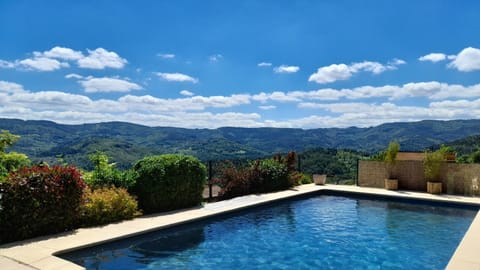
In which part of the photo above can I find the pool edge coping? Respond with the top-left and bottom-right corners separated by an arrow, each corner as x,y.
1,184 -> 479,270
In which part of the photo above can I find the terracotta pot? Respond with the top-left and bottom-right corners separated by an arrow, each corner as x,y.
427,181 -> 442,194
313,174 -> 327,185
385,178 -> 398,190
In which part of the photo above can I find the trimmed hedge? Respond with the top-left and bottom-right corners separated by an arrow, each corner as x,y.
131,154 -> 206,214
0,165 -> 86,243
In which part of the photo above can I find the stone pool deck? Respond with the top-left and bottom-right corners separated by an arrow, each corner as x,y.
1,184 -> 480,270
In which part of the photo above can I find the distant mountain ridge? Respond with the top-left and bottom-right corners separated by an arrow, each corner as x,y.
1,118 -> 480,169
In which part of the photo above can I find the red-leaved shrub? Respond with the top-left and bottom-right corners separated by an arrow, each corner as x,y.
0,165 -> 86,243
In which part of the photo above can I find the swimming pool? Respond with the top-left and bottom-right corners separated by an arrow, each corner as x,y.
60,194 -> 477,269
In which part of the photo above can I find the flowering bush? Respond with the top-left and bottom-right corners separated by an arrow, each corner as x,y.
0,165 -> 86,243
81,186 -> 140,227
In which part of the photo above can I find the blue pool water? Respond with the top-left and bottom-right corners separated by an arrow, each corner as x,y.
60,195 -> 478,269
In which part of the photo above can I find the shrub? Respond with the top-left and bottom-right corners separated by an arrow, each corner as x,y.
423,150 -> 445,182
217,157 -> 294,199
296,172 -> 313,184
254,159 -> 291,193
215,161 -> 252,199
81,186 -> 140,227
384,141 -> 400,178
0,165 -> 86,243
131,154 -> 206,214
86,151 -> 135,189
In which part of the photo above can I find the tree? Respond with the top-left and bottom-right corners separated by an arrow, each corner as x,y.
471,148 -> 480,163
86,151 -> 134,188
0,130 -> 30,180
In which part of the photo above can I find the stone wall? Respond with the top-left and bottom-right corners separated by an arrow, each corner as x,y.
358,160 -> 480,196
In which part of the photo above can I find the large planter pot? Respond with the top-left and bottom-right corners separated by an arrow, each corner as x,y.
313,174 -> 327,185
385,178 -> 398,190
427,181 -> 442,194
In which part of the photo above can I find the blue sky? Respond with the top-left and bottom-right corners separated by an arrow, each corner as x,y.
1,0 -> 480,128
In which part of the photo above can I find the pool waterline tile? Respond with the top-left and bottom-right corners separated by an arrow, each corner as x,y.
1,184 -> 480,270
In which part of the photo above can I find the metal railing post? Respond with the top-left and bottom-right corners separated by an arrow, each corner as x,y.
208,160 -> 213,199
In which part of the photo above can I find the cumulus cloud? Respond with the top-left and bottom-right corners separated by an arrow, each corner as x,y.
157,53 -> 175,59
419,53 -> 448,63
0,47 -> 128,71
80,77 -> 142,93
40,46 -> 84,60
4,75 -> 480,129
19,57 -> 69,71
180,90 -> 194,96
252,91 -> 301,103
155,72 -> 199,83
77,48 -> 127,69
273,65 -> 300,73
448,47 -> 480,72
0,81 -> 26,93
308,64 -> 352,84
258,62 -> 272,67
309,59 -> 405,84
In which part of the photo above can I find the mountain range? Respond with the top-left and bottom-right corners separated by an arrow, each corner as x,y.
1,118 -> 480,169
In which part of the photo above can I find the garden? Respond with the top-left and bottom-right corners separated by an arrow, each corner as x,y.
0,131 -> 310,244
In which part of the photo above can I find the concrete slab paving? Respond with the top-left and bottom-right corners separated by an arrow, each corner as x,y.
0,184 -> 479,270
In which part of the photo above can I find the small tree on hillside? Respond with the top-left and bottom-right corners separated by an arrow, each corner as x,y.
0,130 -> 30,180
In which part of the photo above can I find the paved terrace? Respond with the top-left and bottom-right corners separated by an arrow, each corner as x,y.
1,184 -> 479,270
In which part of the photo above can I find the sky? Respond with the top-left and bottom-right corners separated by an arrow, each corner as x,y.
1,0 -> 480,129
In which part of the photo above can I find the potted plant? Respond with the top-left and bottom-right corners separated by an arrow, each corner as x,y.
313,174 -> 327,185
423,150 -> 445,194
384,141 -> 400,190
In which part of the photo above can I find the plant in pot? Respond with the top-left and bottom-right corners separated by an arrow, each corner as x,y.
384,141 -> 400,190
423,150 -> 445,194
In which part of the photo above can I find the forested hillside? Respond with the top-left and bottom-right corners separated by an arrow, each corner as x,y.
1,118 -> 480,169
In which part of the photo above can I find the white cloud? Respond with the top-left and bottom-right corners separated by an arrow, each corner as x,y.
252,91 -> 301,103
180,90 -> 194,96
157,53 -> 175,59
65,73 -> 83,79
209,54 -> 223,62
448,47 -> 480,72
18,57 -> 69,71
389,58 -> 406,65
273,65 -> 300,73
308,64 -> 352,84
0,60 -> 15,69
155,72 -> 199,83
80,77 -> 142,93
10,91 -> 92,108
0,47 -> 127,72
0,81 -> 26,93
41,46 -> 84,60
418,53 -> 447,63
309,59 -> 404,84
259,105 -> 276,110
258,62 -> 272,67
77,48 -> 127,69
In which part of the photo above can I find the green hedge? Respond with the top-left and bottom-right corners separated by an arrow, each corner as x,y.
0,165 -> 86,243
131,154 -> 206,214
